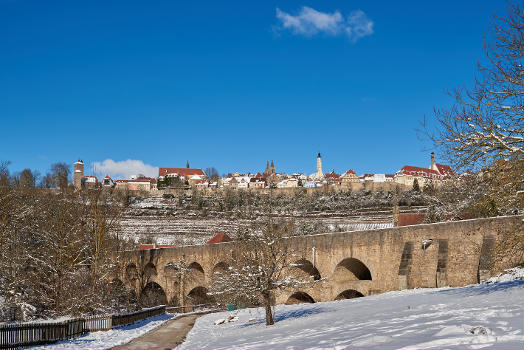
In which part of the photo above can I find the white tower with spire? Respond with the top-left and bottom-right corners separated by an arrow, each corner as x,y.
313,152 -> 324,180
429,152 -> 437,171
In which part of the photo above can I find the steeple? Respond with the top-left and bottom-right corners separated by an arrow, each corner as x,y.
314,152 -> 324,180
430,152 -> 436,170
186,160 -> 190,168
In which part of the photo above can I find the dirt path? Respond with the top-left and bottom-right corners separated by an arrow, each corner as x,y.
110,312 -> 209,350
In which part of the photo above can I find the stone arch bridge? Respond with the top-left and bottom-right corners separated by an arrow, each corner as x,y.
118,216 -> 522,308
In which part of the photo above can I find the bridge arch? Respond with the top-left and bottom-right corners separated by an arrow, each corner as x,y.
188,262 -> 205,276
293,259 -> 321,280
139,282 -> 167,307
212,262 -> 230,281
332,258 -> 372,281
334,289 -> 364,300
187,262 -> 205,284
125,263 -> 138,282
285,291 -> 315,305
143,262 -> 157,279
212,262 -> 229,274
187,286 -> 214,305
163,262 -> 180,278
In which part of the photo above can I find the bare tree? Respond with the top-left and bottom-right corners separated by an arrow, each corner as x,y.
0,161 -> 10,187
210,218 -> 312,326
39,173 -> 54,189
205,167 -> 219,181
19,169 -> 39,188
0,187 -> 132,320
424,2 -> 523,171
50,162 -> 70,190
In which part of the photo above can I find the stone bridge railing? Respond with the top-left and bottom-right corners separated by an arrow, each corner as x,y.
118,215 -> 523,308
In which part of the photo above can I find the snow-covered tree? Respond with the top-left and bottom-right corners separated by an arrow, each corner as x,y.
0,186 -> 134,320
210,218 -> 314,325
425,2 -> 523,172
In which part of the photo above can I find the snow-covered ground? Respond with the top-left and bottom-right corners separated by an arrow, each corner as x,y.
178,269 -> 524,350
28,313 -> 173,350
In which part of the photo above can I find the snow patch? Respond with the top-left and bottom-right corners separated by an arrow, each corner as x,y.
178,280 -> 524,350
29,313 -> 173,350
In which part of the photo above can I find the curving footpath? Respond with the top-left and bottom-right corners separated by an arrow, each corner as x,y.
110,312 -> 210,350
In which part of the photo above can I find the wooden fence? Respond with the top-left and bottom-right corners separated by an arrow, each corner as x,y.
84,315 -> 112,332
0,318 -> 84,350
0,305 -> 166,349
111,305 -> 165,328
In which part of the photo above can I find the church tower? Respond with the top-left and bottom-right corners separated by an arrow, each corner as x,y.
74,159 -> 84,190
429,152 -> 437,171
314,153 -> 324,180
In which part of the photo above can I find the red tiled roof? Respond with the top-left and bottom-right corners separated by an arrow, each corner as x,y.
325,171 -> 340,179
159,168 -> 205,177
207,232 -> 232,244
128,177 -> 157,184
104,175 -> 111,179
343,169 -> 356,175
436,164 -> 453,176
399,166 -> 441,177
385,174 -> 394,178
138,244 -> 176,250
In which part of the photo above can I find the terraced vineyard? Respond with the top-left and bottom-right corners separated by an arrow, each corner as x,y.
116,196 -> 427,246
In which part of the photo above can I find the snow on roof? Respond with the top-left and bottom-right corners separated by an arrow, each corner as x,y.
159,167 -> 205,177
398,166 -> 441,177
436,163 -> 453,176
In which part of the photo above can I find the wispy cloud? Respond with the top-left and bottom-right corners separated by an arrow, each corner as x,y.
91,159 -> 158,179
275,7 -> 374,42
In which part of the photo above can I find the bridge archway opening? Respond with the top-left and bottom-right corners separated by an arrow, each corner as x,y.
334,289 -> 364,300
164,263 -> 180,278
188,262 -> 204,274
187,262 -> 205,283
285,292 -> 315,305
144,262 -> 157,279
187,286 -> 214,306
213,262 -> 229,274
293,259 -> 321,280
212,262 -> 230,280
125,263 -> 138,282
333,258 -> 372,281
139,282 -> 167,307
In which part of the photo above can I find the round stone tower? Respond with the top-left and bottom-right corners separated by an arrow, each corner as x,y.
74,159 -> 84,190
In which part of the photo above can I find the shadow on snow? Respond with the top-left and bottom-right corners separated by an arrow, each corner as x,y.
241,306 -> 327,327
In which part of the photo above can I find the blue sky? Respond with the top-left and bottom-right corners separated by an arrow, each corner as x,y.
0,0 -> 506,179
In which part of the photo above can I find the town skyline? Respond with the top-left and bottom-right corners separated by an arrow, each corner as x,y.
22,150 -> 447,182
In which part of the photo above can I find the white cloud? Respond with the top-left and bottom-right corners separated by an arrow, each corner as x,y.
345,10 -> 374,43
275,7 -> 374,42
91,159 -> 158,179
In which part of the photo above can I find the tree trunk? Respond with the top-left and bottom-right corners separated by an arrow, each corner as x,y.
263,292 -> 274,326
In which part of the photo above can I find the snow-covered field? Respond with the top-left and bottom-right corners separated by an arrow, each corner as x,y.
178,269 -> 524,350
28,314 -> 173,350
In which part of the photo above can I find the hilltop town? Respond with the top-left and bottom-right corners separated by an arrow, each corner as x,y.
73,152 -> 452,195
